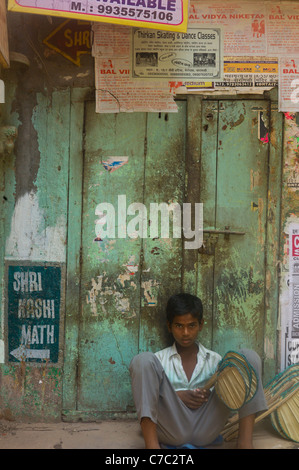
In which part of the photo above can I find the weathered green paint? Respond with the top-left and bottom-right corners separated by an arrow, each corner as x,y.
62,96 -> 282,418
63,103 -> 188,419
199,100 -> 282,380
78,107 -> 146,413
139,105 -> 187,352
198,100 -> 282,375
0,9 -> 297,424
63,87 -> 91,413
32,90 -> 71,231
0,79 -> 284,421
213,100 -> 270,355
0,86 -> 70,420
182,96 -> 202,295
197,100 -> 218,349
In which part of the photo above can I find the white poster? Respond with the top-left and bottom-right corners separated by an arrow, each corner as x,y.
283,224 -> 299,368
93,23 -> 179,113
278,57 -> 299,112
267,2 -> 299,56
189,1 -> 267,56
95,57 -> 178,113
290,224 -> 299,338
131,27 -> 223,80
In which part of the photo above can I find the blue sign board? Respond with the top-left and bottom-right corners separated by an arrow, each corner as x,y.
6,263 -> 62,363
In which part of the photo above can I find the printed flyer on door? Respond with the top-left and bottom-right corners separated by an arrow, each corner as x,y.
131,27 -> 223,80
93,23 -> 179,112
267,1 -> 299,56
188,1 -> 267,56
279,57 -> 299,112
283,224 -> 299,368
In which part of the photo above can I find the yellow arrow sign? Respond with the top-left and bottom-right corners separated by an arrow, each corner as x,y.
43,19 -> 91,66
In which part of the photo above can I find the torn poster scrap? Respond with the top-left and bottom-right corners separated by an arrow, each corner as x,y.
278,57 -> 299,112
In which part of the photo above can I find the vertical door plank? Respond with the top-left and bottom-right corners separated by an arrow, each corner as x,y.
213,100 -> 270,357
139,103 -> 186,353
63,88 -> 89,413
197,101 -> 219,349
182,97 -> 201,295
264,102 -> 283,382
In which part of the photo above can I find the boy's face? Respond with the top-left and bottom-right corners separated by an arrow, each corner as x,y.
167,313 -> 204,349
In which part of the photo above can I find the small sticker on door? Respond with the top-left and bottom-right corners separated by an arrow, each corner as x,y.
102,156 -> 128,173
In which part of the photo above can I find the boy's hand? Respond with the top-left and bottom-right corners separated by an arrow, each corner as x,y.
176,388 -> 211,409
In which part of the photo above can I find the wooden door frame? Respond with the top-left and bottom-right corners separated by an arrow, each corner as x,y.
63,88 -> 91,420
62,88 -> 283,419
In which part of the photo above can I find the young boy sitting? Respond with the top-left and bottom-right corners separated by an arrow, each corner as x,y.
129,293 -> 268,449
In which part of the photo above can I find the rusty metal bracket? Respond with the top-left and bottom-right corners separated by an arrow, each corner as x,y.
203,226 -> 245,240
199,226 -> 245,255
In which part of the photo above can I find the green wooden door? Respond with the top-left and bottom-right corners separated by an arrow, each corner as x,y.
63,96 -> 281,418
199,100 -> 273,357
76,102 -> 187,415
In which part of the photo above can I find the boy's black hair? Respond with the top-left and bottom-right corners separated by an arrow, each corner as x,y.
166,293 -> 203,324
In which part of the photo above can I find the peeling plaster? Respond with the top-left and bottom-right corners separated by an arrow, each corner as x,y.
86,259 -> 138,317
86,275 -> 103,316
117,273 -> 132,288
142,279 -> 160,306
5,191 -> 66,261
